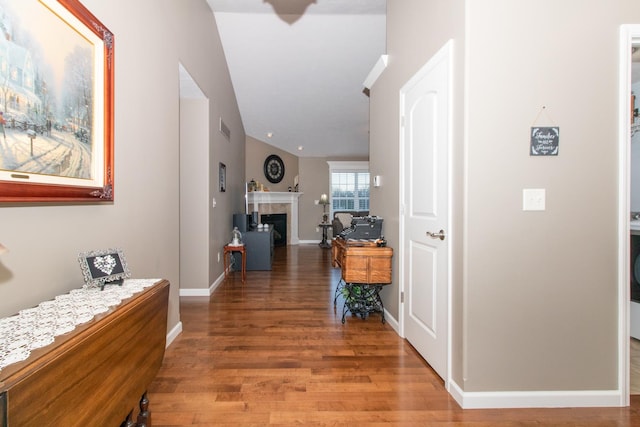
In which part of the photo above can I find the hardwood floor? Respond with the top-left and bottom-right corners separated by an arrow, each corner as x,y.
148,245 -> 640,426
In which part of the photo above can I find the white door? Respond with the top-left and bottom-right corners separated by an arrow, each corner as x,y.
400,41 -> 452,382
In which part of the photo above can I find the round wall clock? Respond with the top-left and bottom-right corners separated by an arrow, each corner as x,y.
264,154 -> 285,183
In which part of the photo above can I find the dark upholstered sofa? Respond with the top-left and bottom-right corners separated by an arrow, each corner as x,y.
331,210 -> 369,236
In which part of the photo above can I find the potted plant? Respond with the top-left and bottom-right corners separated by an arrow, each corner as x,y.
341,284 -> 382,319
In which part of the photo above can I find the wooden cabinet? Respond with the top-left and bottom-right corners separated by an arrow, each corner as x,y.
0,280 -> 169,427
331,238 -> 393,284
332,239 -> 393,323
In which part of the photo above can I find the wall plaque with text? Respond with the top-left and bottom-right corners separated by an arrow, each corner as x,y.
530,127 -> 560,156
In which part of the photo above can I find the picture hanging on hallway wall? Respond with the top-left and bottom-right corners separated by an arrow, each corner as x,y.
530,126 -> 560,156
0,0 -> 114,203
219,162 -> 226,192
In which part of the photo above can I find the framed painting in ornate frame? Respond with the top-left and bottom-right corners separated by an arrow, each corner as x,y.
0,0 -> 114,202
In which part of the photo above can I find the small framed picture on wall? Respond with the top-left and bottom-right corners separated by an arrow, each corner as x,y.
219,162 -> 226,192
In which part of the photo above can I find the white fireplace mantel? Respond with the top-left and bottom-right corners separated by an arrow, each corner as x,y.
246,192 -> 303,244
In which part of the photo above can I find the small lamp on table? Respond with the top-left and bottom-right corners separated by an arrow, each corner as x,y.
319,194 -> 329,223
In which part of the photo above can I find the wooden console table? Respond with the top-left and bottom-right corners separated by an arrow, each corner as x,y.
0,279 -> 170,427
331,238 -> 393,323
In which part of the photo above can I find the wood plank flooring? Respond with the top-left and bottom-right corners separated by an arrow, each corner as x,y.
147,245 -> 640,426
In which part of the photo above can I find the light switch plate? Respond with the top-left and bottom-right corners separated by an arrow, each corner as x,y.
523,188 -> 545,211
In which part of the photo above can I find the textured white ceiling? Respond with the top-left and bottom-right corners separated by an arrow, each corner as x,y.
207,0 -> 386,157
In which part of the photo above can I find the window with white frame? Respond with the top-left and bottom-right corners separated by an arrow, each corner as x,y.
327,161 -> 370,216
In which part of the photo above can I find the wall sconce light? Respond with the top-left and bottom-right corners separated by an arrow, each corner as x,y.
0,243 -> 8,255
319,194 -> 329,223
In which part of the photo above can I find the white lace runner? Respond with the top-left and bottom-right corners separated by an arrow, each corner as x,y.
0,279 -> 160,372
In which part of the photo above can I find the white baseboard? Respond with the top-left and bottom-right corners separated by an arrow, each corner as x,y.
170,274 -> 226,347
448,380 -> 625,408
383,308 -> 399,333
167,273 -> 225,348
179,273 -> 225,297
298,240 -> 321,245
165,320 -> 182,348
381,310 -> 623,409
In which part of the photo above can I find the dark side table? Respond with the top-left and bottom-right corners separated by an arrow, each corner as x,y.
318,222 -> 332,249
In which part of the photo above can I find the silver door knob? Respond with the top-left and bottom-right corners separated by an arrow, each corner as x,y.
426,229 -> 446,240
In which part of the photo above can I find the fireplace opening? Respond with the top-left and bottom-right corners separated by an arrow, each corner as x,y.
261,213 -> 287,246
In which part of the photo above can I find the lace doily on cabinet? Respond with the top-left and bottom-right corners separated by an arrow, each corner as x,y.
0,279 -> 160,372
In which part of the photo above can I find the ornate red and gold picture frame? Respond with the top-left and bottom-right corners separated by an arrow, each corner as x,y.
0,0 -> 114,202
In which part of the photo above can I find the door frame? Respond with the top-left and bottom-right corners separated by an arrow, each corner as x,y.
618,25 -> 640,406
398,40 -> 454,390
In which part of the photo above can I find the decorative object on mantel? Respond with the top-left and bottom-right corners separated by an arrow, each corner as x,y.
0,278 -> 159,371
247,179 -> 268,192
319,193 -> 330,223
78,248 -> 130,290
